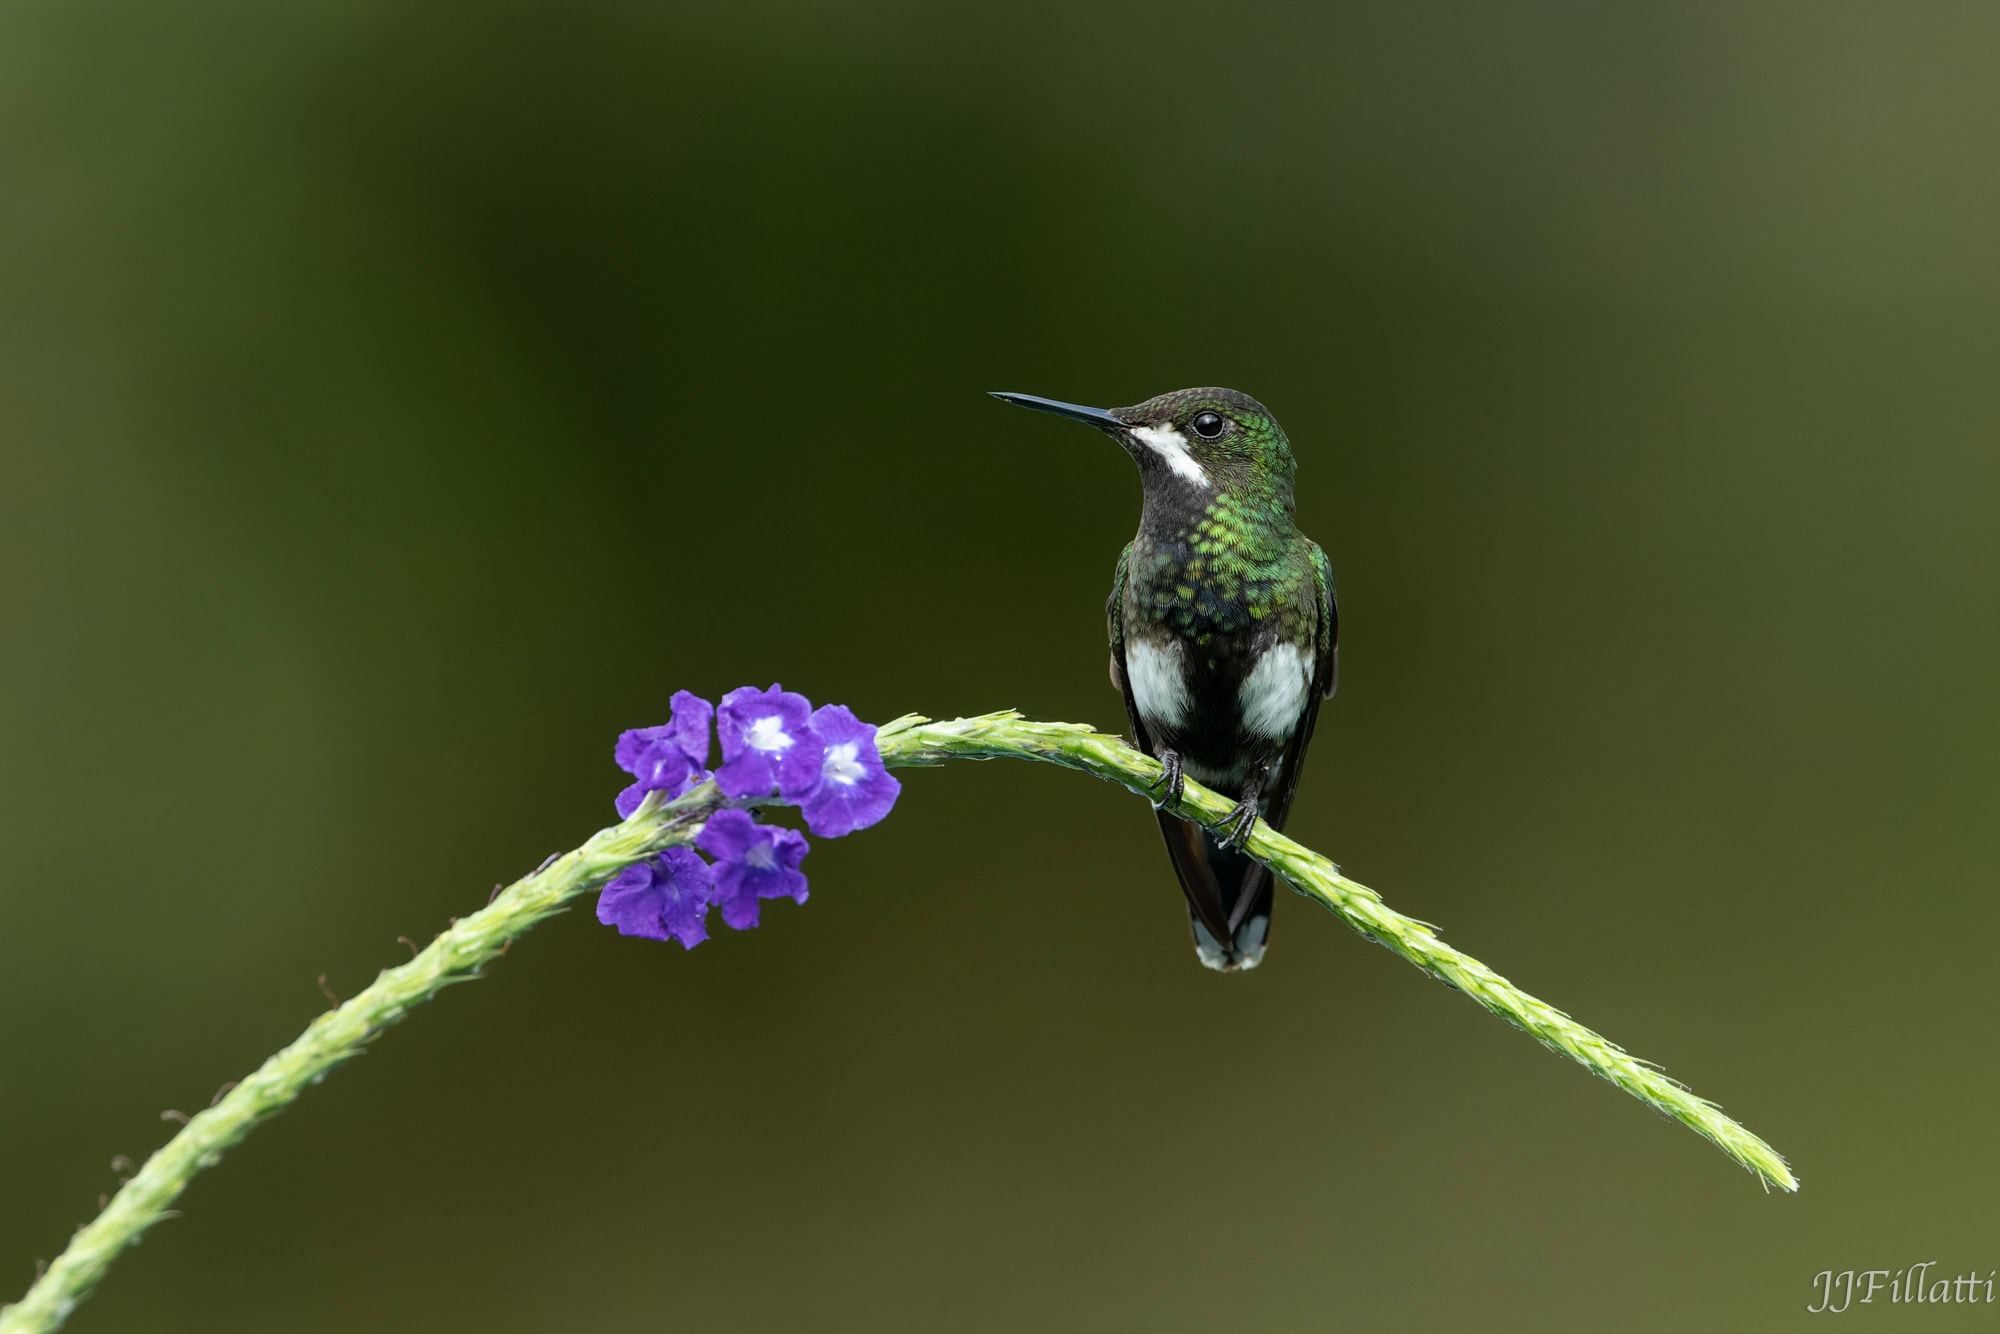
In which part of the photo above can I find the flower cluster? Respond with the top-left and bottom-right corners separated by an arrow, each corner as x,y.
597,684 -> 900,947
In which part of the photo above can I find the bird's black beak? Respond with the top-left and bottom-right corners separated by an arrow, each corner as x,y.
988,391 -> 1128,433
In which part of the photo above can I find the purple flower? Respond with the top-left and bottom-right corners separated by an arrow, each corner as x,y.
696,808 -> 809,930
614,690 -> 714,818
596,847 -> 714,948
800,705 -> 901,837
714,684 -> 822,801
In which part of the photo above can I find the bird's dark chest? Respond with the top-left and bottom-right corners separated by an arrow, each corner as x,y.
1119,529 -> 1312,785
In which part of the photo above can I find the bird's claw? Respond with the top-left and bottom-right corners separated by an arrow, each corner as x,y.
1148,751 -> 1186,809
1213,800 -> 1260,850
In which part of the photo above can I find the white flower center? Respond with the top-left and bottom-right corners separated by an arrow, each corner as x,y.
745,842 -> 777,869
746,715 -> 792,754
823,743 -> 864,786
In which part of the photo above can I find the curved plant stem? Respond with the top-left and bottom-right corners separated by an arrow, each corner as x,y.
0,710 -> 1794,1334
873,713 -> 1796,1193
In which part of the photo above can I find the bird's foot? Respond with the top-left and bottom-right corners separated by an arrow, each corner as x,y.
1213,798 -> 1260,850
1148,751 -> 1186,809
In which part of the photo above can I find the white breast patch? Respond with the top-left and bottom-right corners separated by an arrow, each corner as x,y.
1239,642 -> 1312,740
1125,639 -> 1190,731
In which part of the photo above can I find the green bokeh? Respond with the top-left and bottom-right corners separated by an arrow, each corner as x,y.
4,2 -> 1998,1329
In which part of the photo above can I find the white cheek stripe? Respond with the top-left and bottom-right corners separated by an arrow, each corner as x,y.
1126,639 -> 1191,731
1240,642 -> 1311,739
1129,423 -> 1211,488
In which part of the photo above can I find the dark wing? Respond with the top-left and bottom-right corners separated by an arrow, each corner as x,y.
1222,542 -> 1336,938
1259,539 -> 1339,837
1256,536 -> 1336,840
1108,543 -> 1236,948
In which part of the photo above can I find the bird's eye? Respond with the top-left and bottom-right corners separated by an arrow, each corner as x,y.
1190,411 -> 1227,440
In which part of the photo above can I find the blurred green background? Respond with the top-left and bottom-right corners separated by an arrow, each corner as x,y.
4,1 -> 1999,1329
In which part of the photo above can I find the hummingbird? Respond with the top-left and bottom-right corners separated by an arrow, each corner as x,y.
991,387 -> 1337,971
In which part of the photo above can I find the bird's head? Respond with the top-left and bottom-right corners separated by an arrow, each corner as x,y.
990,386 -> 1295,499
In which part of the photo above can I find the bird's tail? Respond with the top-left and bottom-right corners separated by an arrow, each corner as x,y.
1154,812 -> 1275,972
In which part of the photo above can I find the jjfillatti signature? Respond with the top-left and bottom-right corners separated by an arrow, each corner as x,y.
1809,1265 -> 1996,1312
